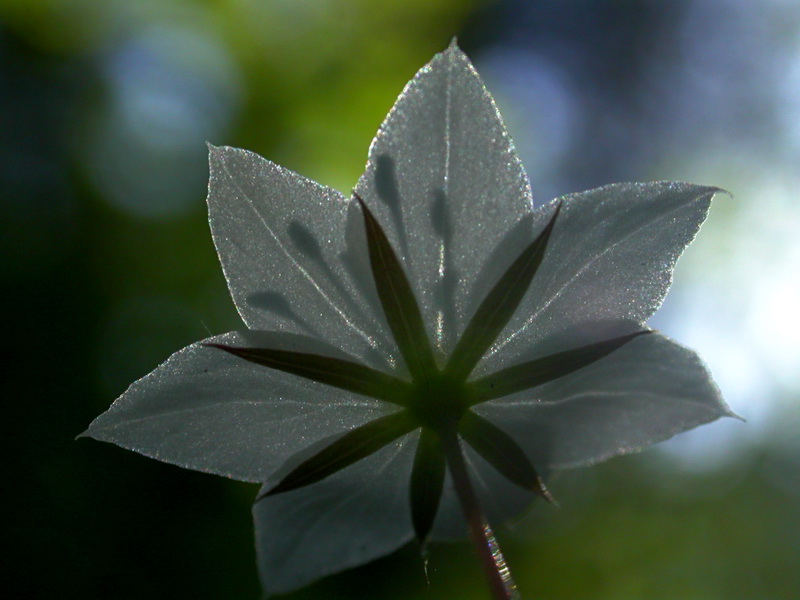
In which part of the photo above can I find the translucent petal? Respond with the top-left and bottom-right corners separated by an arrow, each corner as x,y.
355,42 -> 533,360
474,332 -> 736,470
254,433 -> 417,596
207,145 -> 397,371
80,331 -> 395,482
477,182 -> 720,375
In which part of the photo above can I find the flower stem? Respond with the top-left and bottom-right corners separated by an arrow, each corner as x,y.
440,426 -> 520,600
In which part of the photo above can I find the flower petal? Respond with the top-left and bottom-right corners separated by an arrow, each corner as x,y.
473,332 -> 737,470
355,42 -> 534,358
207,145 -> 395,369
80,331 -> 395,482
254,434 -> 417,596
478,182 -> 721,374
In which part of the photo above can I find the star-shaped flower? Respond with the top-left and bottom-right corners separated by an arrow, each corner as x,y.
82,42 -> 735,598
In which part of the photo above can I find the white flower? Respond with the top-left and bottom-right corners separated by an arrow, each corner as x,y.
82,42 -> 735,597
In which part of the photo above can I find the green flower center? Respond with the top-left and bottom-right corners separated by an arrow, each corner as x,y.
406,371 -> 475,433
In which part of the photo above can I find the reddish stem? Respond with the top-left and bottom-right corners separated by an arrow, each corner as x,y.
440,426 -> 520,600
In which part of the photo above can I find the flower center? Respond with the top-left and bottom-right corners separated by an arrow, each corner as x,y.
406,372 -> 474,433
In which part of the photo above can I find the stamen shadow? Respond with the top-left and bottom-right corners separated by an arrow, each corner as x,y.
466,213 -> 535,321
374,154 -> 410,260
246,290 -> 320,337
286,219 -> 375,333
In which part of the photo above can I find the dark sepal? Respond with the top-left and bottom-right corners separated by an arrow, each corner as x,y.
355,193 -> 437,381
206,344 -> 412,406
258,411 -> 418,500
409,428 -> 446,542
470,330 -> 652,403
446,201 -> 562,380
459,410 -> 555,504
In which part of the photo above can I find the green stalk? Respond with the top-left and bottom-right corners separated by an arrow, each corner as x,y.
440,426 -> 520,600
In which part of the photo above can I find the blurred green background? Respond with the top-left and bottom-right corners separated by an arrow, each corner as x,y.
3,0 -> 798,598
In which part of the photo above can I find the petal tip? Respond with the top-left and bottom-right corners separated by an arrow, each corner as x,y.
430,36 -> 471,72
445,37 -> 465,57
206,142 -> 227,160
206,144 -> 234,177
725,408 -> 747,423
76,415 -> 112,442
710,186 -> 732,200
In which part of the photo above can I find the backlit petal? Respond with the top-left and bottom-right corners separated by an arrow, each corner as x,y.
355,43 -> 534,359
474,332 -> 736,470
477,182 -> 719,374
254,434 -> 417,596
208,145 -> 396,371
81,331 -> 394,482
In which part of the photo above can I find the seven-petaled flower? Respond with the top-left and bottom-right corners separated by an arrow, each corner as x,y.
82,42 -> 736,597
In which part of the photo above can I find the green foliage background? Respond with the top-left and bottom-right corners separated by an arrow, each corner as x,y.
2,1 -> 797,598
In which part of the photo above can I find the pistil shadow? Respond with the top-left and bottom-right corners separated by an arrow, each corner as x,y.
430,187 -> 459,354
